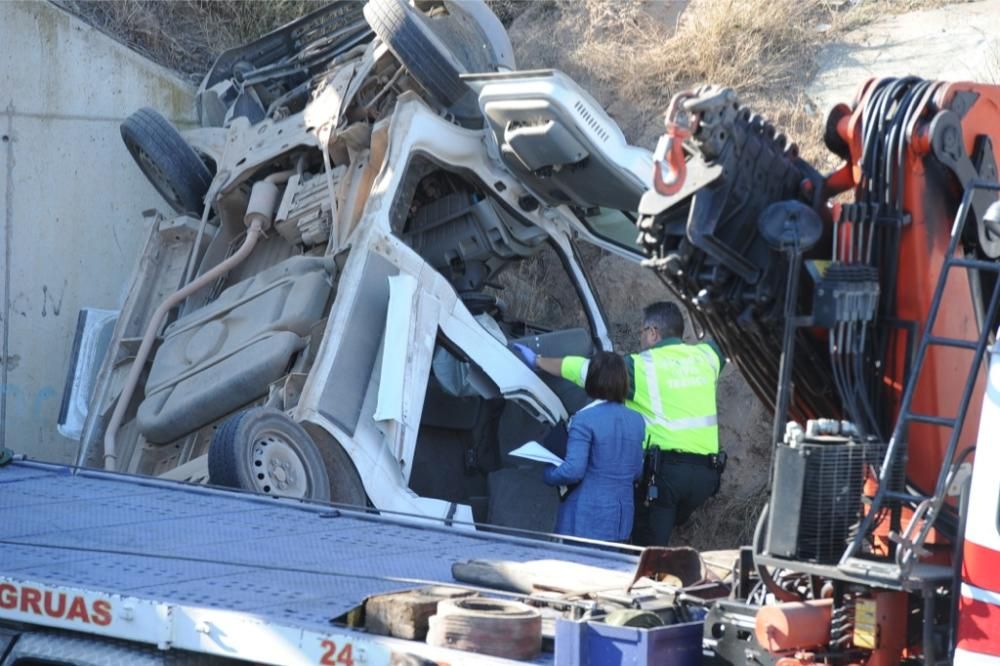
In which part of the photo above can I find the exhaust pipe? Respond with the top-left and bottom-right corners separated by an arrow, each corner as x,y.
102,171 -> 293,470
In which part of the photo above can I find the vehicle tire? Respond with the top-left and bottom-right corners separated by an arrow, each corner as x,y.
120,107 -> 213,215
363,0 -> 498,122
426,598 -> 541,660
208,407 -> 332,502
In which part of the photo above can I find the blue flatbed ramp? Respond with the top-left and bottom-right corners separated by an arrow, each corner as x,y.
0,460 -> 641,664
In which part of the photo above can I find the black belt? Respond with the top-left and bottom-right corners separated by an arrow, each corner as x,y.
655,449 -> 717,468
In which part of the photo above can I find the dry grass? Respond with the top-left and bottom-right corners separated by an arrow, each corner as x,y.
676,481 -> 769,550
59,0 -> 536,80
56,0 -> 323,80
488,247 -> 590,332
578,3 -> 819,109
507,0 -> 846,164
485,0 -> 536,27
574,0 -> 823,102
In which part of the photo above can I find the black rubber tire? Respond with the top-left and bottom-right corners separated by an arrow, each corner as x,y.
208,407 -> 332,502
363,0 -> 497,121
120,107 -> 213,215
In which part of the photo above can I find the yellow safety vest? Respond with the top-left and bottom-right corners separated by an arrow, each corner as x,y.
561,342 -> 720,454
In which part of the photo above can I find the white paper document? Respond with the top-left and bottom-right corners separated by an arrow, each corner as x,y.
508,441 -> 564,466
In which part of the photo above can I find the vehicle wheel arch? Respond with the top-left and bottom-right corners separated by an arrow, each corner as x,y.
301,421 -> 371,508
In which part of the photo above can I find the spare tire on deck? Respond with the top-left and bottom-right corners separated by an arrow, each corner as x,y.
426,597 -> 542,660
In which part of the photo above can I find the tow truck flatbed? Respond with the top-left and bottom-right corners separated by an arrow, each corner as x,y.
0,460 -> 642,665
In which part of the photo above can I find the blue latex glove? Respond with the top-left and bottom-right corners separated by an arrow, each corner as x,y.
510,343 -> 537,369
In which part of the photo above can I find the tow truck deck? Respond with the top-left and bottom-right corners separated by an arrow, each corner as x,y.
0,460 -> 645,665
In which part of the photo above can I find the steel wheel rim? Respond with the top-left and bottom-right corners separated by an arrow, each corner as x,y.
250,429 -> 310,498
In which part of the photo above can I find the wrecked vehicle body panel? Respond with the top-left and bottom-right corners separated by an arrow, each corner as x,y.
68,0 -> 654,532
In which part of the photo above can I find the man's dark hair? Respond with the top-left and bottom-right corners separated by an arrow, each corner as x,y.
585,352 -> 630,403
642,301 -> 684,338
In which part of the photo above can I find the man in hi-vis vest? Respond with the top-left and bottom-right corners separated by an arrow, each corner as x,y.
515,301 -> 725,545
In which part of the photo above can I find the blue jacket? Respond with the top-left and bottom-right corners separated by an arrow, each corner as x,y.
543,401 -> 645,542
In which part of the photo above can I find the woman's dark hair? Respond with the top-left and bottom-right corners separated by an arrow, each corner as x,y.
585,352 -> 630,403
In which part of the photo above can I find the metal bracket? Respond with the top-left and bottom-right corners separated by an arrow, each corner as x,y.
626,547 -> 707,593
929,110 -> 1000,257
947,462 -> 973,497
156,604 -> 175,650
890,499 -> 934,577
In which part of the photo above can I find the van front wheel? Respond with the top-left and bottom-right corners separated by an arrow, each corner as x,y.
208,407 -> 332,502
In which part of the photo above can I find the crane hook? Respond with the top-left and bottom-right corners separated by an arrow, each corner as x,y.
653,90 -> 697,196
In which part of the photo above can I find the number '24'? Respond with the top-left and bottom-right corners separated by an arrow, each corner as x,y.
319,640 -> 354,666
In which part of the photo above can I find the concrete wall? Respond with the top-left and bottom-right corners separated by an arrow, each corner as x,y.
0,1 -> 195,462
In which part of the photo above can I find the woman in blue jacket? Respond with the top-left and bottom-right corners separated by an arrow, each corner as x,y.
543,352 -> 645,542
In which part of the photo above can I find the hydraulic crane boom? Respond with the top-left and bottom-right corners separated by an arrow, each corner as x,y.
637,78 -> 1000,665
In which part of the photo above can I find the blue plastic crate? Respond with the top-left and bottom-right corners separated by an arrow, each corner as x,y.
554,617 -> 703,665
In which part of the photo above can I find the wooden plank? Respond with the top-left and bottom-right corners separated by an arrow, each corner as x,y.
452,559 -> 634,595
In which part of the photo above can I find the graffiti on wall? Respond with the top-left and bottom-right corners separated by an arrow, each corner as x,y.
0,383 -> 58,419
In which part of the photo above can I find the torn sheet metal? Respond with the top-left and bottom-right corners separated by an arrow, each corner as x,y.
374,274 -> 419,423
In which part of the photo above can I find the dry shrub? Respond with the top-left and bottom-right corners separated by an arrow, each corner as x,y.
579,247 -> 665,347
574,0 -> 823,103
488,246 -> 591,332
201,0 -> 325,46
511,0 -> 829,138
56,0 -> 323,80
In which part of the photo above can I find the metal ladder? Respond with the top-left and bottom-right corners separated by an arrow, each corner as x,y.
840,181 -> 1000,580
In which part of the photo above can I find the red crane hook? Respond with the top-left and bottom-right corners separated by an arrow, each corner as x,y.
653,90 -> 698,196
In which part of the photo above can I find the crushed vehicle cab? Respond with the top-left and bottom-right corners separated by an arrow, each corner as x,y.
66,0 -> 653,531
